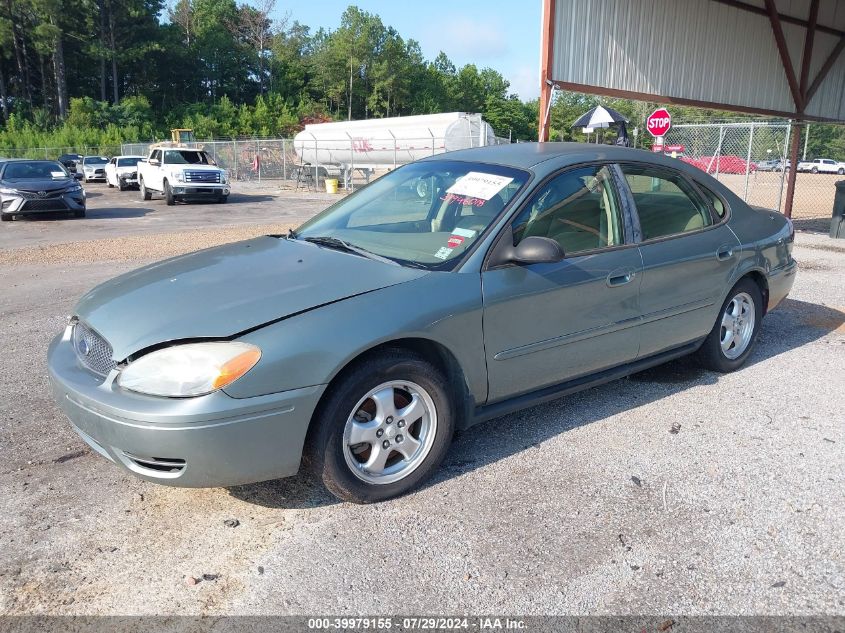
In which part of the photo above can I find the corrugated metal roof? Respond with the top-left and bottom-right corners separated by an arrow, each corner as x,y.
548,0 -> 845,122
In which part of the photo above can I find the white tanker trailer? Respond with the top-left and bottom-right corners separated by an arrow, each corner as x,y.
293,112 -> 498,173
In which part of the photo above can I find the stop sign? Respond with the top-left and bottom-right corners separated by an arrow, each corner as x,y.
646,108 -> 672,137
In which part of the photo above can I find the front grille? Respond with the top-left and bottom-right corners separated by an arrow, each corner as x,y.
20,190 -> 64,200
184,170 -> 220,183
72,321 -> 117,376
21,199 -> 68,211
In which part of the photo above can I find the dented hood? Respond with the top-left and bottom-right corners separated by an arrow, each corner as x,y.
75,236 -> 428,360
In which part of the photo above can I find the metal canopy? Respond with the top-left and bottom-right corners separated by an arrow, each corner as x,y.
539,0 -> 845,141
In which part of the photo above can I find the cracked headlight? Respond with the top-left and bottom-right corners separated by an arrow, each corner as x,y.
118,342 -> 261,398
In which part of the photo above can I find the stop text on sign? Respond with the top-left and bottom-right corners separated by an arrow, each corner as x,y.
646,108 -> 672,137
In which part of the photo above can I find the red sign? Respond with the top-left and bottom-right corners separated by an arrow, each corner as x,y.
665,144 -> 685,152
646,108 -> 672,137
652,144 -> 663,153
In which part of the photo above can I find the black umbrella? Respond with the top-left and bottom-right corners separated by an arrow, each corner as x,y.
572,105 -> 629,129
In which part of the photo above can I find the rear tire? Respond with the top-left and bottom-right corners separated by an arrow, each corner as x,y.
164,180 -> 175,206
140,179 -> 152,201
306,350 -> 455,503
811,167 -> 819,174
697,278 -> 763,373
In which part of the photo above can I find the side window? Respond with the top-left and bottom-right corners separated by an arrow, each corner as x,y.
696,183 -> 728,219
511,165 -> 623,255
151,150 -> 161,162
621,166 -> 712,240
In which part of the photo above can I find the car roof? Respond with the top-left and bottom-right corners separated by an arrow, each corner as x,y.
114,155 -> 144,159
420,142 -> 715,176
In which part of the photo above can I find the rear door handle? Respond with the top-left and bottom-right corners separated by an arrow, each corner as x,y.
607,268 -> 636,287
716,246 -> 734,261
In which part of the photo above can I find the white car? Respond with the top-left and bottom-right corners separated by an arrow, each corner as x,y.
796,158 -> 845,174
105,156 -> 144,191
79,156 -> 110,182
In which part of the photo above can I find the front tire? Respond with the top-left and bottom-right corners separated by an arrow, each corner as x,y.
140,179 -> 151,201
839,168 -> 844,175
1,213 -> 12,222
217,195 -> 228,204
697,278 -> 763,372
307,350 -> 455,503
164,180 -> 175,206
73,209 -> 86,218
811,167 -> 819,174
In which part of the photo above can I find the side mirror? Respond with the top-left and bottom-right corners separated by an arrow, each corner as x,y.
73,172 -> 83,181
510,236 -> 565,265
149,159 -> 160,166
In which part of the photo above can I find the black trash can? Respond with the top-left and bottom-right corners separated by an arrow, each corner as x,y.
832,180 -> 845,239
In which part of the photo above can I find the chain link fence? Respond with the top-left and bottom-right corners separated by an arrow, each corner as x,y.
0,145 -> 123,159
663,121 -> 841,230
123,133 -> 511,192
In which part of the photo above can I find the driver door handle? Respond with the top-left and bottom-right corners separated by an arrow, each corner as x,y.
716,245 -> 735,261
607,268 -> 636,287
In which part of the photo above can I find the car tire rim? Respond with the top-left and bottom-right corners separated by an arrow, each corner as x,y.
720,291 -> 755,360
342,380 -> 437,485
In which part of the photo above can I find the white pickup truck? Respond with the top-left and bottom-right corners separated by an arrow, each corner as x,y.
137,146 -> 230,205
795,158 -> 845,174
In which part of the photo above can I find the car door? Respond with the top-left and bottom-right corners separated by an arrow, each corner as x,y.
618,163 -> 740,358
481,164 -> 642,402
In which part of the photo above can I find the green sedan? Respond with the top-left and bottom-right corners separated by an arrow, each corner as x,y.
47,143 -> 797,503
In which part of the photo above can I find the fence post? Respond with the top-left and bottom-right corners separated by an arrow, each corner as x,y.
257,139 -> 261,183
429,128 -> 435,156
283,139 -> 287,182
389,129 -> 397,169
777,122 -> 790,213
743,123 -> 755,201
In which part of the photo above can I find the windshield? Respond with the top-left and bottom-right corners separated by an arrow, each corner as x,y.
117,157 -> 141,167
296,160 -> 529,268
85,157 -> 108,165
1,161 -> 69,180
164,150 -> 212,165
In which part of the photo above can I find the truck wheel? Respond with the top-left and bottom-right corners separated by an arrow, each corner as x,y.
839,168 -> 844,175
140,179 -> 152,201
811,167 -> 818,174
118,179 -> 126,192
107,178 -> 114,188
1,213 -> 11,222
164,180 -> 176,206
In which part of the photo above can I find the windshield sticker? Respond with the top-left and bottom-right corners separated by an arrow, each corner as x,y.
447,235 -> 465,249
446,172 -> 514,200
452,227 -> 476,238
440,193 -> 485,207
433,247 -> 451,260
51,171 -> 66,178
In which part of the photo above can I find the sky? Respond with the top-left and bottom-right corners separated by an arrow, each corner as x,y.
265,0 -> 542,100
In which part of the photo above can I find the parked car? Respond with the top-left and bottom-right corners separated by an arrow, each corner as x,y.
105,155 -> 144,191
48,143 -> 796,503
79,156 -> 109,182
57,153 -> 84,174
0,159 -> 86,221
756,159 -> 784,172
775,159 -> 791,172
137,145 -> 229,205
796,158 -> 845,174
681,154 -> 757,174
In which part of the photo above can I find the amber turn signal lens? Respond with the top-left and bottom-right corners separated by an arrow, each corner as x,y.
212,348 -> 262,390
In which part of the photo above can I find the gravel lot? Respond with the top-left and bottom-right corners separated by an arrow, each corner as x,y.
0,182 -> 843,616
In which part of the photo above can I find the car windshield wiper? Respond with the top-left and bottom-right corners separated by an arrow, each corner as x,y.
302,236 -> 399,266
